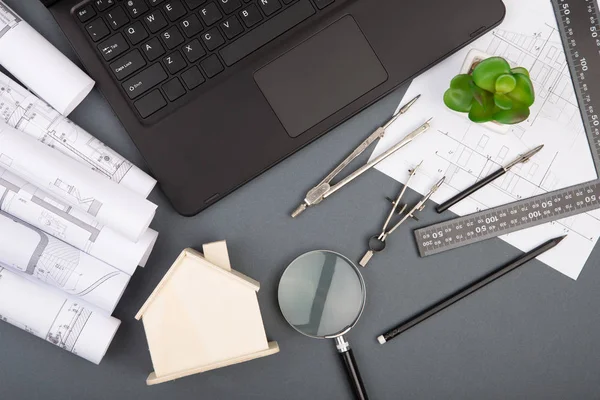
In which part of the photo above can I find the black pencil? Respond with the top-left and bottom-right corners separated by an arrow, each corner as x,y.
377,235 -> 566,345
435,167 -> 506,213
436,145 -> 544,214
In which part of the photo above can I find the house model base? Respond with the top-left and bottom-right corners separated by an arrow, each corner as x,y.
135,241 -> 279,385
146,342 -> 280,385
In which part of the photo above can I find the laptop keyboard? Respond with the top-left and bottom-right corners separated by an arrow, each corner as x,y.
74,0 -> 334,119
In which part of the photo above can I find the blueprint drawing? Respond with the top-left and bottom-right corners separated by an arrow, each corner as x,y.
0,121 -> 157,242
0,166 -> 157,273
0,265 -> 120,364
0,212 -> 130,312
370,0 -> 600,280
0,70 -> 155,197
0,0 -> 94,115
0,1 -> 18,39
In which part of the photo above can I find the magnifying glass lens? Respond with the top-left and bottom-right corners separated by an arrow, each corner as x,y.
278,251 -> 370,400
278,251 -> 365,338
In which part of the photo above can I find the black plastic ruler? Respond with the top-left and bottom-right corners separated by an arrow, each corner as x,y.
415,0 -> 600,257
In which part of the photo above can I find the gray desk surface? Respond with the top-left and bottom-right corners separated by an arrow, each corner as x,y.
1,1 -> 599,399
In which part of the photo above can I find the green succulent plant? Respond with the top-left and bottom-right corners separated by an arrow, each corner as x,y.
443,57 -> 535,125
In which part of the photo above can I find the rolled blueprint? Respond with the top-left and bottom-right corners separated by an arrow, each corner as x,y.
0,166 -> 157,274
0,121 -> 157,242
0,212 -> 130,313
0,70 -> 156,197
0,2 -> 94,116
0,265 -> 120,364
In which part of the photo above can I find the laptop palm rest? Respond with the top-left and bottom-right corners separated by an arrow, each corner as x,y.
254,16 -> 388,138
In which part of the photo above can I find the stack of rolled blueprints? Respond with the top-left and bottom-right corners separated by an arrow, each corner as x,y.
0,1 -> 159,365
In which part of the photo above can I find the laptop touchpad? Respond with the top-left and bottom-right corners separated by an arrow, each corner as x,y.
254,16 -> 388,138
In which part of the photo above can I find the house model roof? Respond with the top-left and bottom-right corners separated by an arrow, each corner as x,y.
135,241 -> 279,385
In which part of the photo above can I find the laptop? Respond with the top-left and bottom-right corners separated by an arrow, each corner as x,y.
44,0 -> 506,215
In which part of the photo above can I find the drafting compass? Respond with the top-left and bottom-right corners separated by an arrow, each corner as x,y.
360,165 -> 445,267
291,95 -> 429,218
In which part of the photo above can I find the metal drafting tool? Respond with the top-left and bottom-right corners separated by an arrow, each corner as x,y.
436,145 -> 545,213
414,0 -> 600,257
360,174 -> 445,267
291,95 -> 427,218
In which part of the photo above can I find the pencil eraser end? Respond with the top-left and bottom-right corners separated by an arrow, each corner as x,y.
377,335 -> 386,344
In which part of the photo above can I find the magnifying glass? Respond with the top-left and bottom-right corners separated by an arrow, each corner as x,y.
278,250 -> 369,400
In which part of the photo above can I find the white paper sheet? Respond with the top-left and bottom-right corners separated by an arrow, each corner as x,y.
0,265 -> 120,364
0,166 -> 157,274
0,2 -> 94,116
0,71 -> 156,197
0,122 -> 157,242
0,212 -> 130,313
370,0 -> 600,280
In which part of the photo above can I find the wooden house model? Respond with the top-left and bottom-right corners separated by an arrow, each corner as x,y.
135,241 -> 279,385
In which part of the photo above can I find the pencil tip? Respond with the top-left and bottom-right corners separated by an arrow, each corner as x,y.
556,235 -> 568,243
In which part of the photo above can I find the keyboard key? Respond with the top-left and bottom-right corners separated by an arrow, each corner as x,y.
314,0 -> 334,9
163,51 -> 187,74
85,18 -> 110,42
258,0 -> 281,16
221,0 -> 314,66
122,63 -> 168,99
76,4 -> 96,22
125,21 -> 149,45
125,0 -> 148,18
184,0 -> 206,9
218,0 -> 241,14
98,33 -> 130,61
94,0 -> 115,12
200,54 -> 224,78
163,1 -> 187,21
109,49 -> 147,79
106,7 -> 129,30
180,14 -> 203,37
142,37 -> 166,60
161,26 -> 185,49
240,4 -> 262,28
221,16 -> 243,39
80,0 -> 334,122
134,90 -> 167,118
182,39 -> 206,62
162,78 -> 186,101
199,3 -> 223,26
181,66 -> 205,89
144,10 -> 168,33
201,28 -> 225,51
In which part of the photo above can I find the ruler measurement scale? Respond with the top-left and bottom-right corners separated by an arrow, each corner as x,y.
560,0 -> 600,172
415,0 -> 600,257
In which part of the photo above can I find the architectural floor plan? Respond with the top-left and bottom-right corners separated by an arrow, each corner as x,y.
0,211 -> 130,312
371,0 -> 599,280
0,265 -> 120,364
0,1 -> 19,40
0,70 -> 155,197
0,166 -> 157,273
0,121 -> 157,242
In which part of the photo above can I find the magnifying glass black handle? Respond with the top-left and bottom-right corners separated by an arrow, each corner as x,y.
340,350 -> 369,400
336,337 -> 369,400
